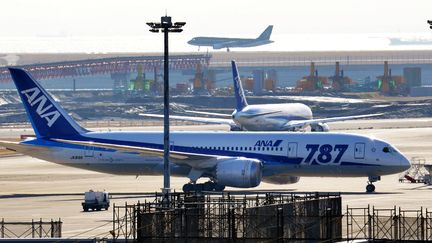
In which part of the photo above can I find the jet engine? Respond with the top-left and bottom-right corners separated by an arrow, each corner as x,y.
215,158 -> 262,188
310,122 -> 330,132
262,175 -> 300,184
213,43 -> 228,50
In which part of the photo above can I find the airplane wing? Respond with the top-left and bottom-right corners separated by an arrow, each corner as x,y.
183,110 -> 232,118
139,113 -> 236,126
283,113 -> 383,129
240,110 -> 282,118
0,140 -> 54,154
213,41 -> 237,49
53,138 -> 224,169
53,139 -> 214,160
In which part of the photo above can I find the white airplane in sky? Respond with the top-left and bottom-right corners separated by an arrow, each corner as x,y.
0,68 -> 409,193
141,61 -> 381,132
188,25 -> 274,52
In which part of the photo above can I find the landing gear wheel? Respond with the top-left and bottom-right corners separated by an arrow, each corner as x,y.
366,184 -> 375,193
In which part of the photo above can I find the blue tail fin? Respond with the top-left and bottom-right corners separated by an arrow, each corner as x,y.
257,25 -> 273,40
8,68 -> 88,138
231,61 -> 248,111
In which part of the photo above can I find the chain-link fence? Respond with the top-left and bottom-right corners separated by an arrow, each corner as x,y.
0,218 -> 62,238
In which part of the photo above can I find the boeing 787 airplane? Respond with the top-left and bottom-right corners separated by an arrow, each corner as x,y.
188,25 -> 274,51
141,61 -> 381,132
0,68 -> 409,193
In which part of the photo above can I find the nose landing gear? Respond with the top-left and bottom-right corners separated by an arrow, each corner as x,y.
366,176 -> 381,193
366,183 -> 375,193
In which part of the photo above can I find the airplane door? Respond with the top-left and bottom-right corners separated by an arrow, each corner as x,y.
287,142 -> 298,158
354,143 -> 365,159
84,146 -> 94,157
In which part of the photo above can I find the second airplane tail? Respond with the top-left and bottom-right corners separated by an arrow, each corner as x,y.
257,25 -> 273,40
231,61 -> 248,111
8,68 -> 88,139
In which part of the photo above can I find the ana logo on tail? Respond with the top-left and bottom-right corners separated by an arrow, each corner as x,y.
234,75 -> 247,107
21,87 -> 60,127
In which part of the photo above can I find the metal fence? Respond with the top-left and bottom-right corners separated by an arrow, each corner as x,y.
0,218 -> 62,238
113,193 -> 432,242
345,206 -> 432,241
113,192 -> 342,242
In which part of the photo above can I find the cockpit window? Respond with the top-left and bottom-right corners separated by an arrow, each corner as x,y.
383,147 -> 390,153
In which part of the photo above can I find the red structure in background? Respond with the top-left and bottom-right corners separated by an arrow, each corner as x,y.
0,54 -> 211,82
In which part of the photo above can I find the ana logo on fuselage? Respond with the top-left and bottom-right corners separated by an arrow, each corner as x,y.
21,87 -> 60,127
254,140 -> 282,147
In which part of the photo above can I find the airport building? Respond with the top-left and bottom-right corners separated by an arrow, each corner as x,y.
1,51 -> 432,95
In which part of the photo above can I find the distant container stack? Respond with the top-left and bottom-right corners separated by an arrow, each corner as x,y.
243,77 -> 254,91
265,69 -> 278,92
404,67 -> 422,88
253,70 -> 265,94
250,69 -> 278,94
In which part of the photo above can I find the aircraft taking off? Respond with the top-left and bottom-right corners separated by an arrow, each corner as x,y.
141,61 -> 381,132
188,25 -> 274,51
0,68 -> 409,193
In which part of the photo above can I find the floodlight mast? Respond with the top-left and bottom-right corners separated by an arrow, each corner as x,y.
147,16 -> 185,205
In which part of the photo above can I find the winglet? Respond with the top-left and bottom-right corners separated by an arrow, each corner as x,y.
231,61 -> 248,111
8,68 -> 88,138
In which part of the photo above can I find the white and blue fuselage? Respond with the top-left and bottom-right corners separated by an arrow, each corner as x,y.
23,131 -> 408,178
232,103 -> 312,131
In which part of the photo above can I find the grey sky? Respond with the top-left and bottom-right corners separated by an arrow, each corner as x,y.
1,0 -> 431,52
2,0 -> 431,36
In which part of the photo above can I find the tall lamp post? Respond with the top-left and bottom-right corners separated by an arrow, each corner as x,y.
147,16 -> 185,203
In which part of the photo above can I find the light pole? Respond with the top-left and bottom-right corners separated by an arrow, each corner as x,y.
147,16 -> 185,203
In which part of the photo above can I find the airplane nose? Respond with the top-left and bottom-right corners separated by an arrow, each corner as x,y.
400,155 -> 411,171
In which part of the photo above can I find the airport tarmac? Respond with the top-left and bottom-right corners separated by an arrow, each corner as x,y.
1,118 -> 432,238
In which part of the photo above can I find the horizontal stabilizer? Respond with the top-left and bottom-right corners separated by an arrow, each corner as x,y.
0,140 -> 52,154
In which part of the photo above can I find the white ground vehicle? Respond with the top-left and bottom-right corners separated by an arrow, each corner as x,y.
82,190 -> 110,212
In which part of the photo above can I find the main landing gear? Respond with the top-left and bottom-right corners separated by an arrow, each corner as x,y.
366,176 -> 381,193
182,181 -> 225,193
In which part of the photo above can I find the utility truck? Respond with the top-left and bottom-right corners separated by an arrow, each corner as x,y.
82,190 -> 110,212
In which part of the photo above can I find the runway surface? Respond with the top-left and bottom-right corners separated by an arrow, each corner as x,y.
1,118 -> 432,238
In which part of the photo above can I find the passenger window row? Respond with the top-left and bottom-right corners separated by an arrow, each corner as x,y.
193,146 -> 284,152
